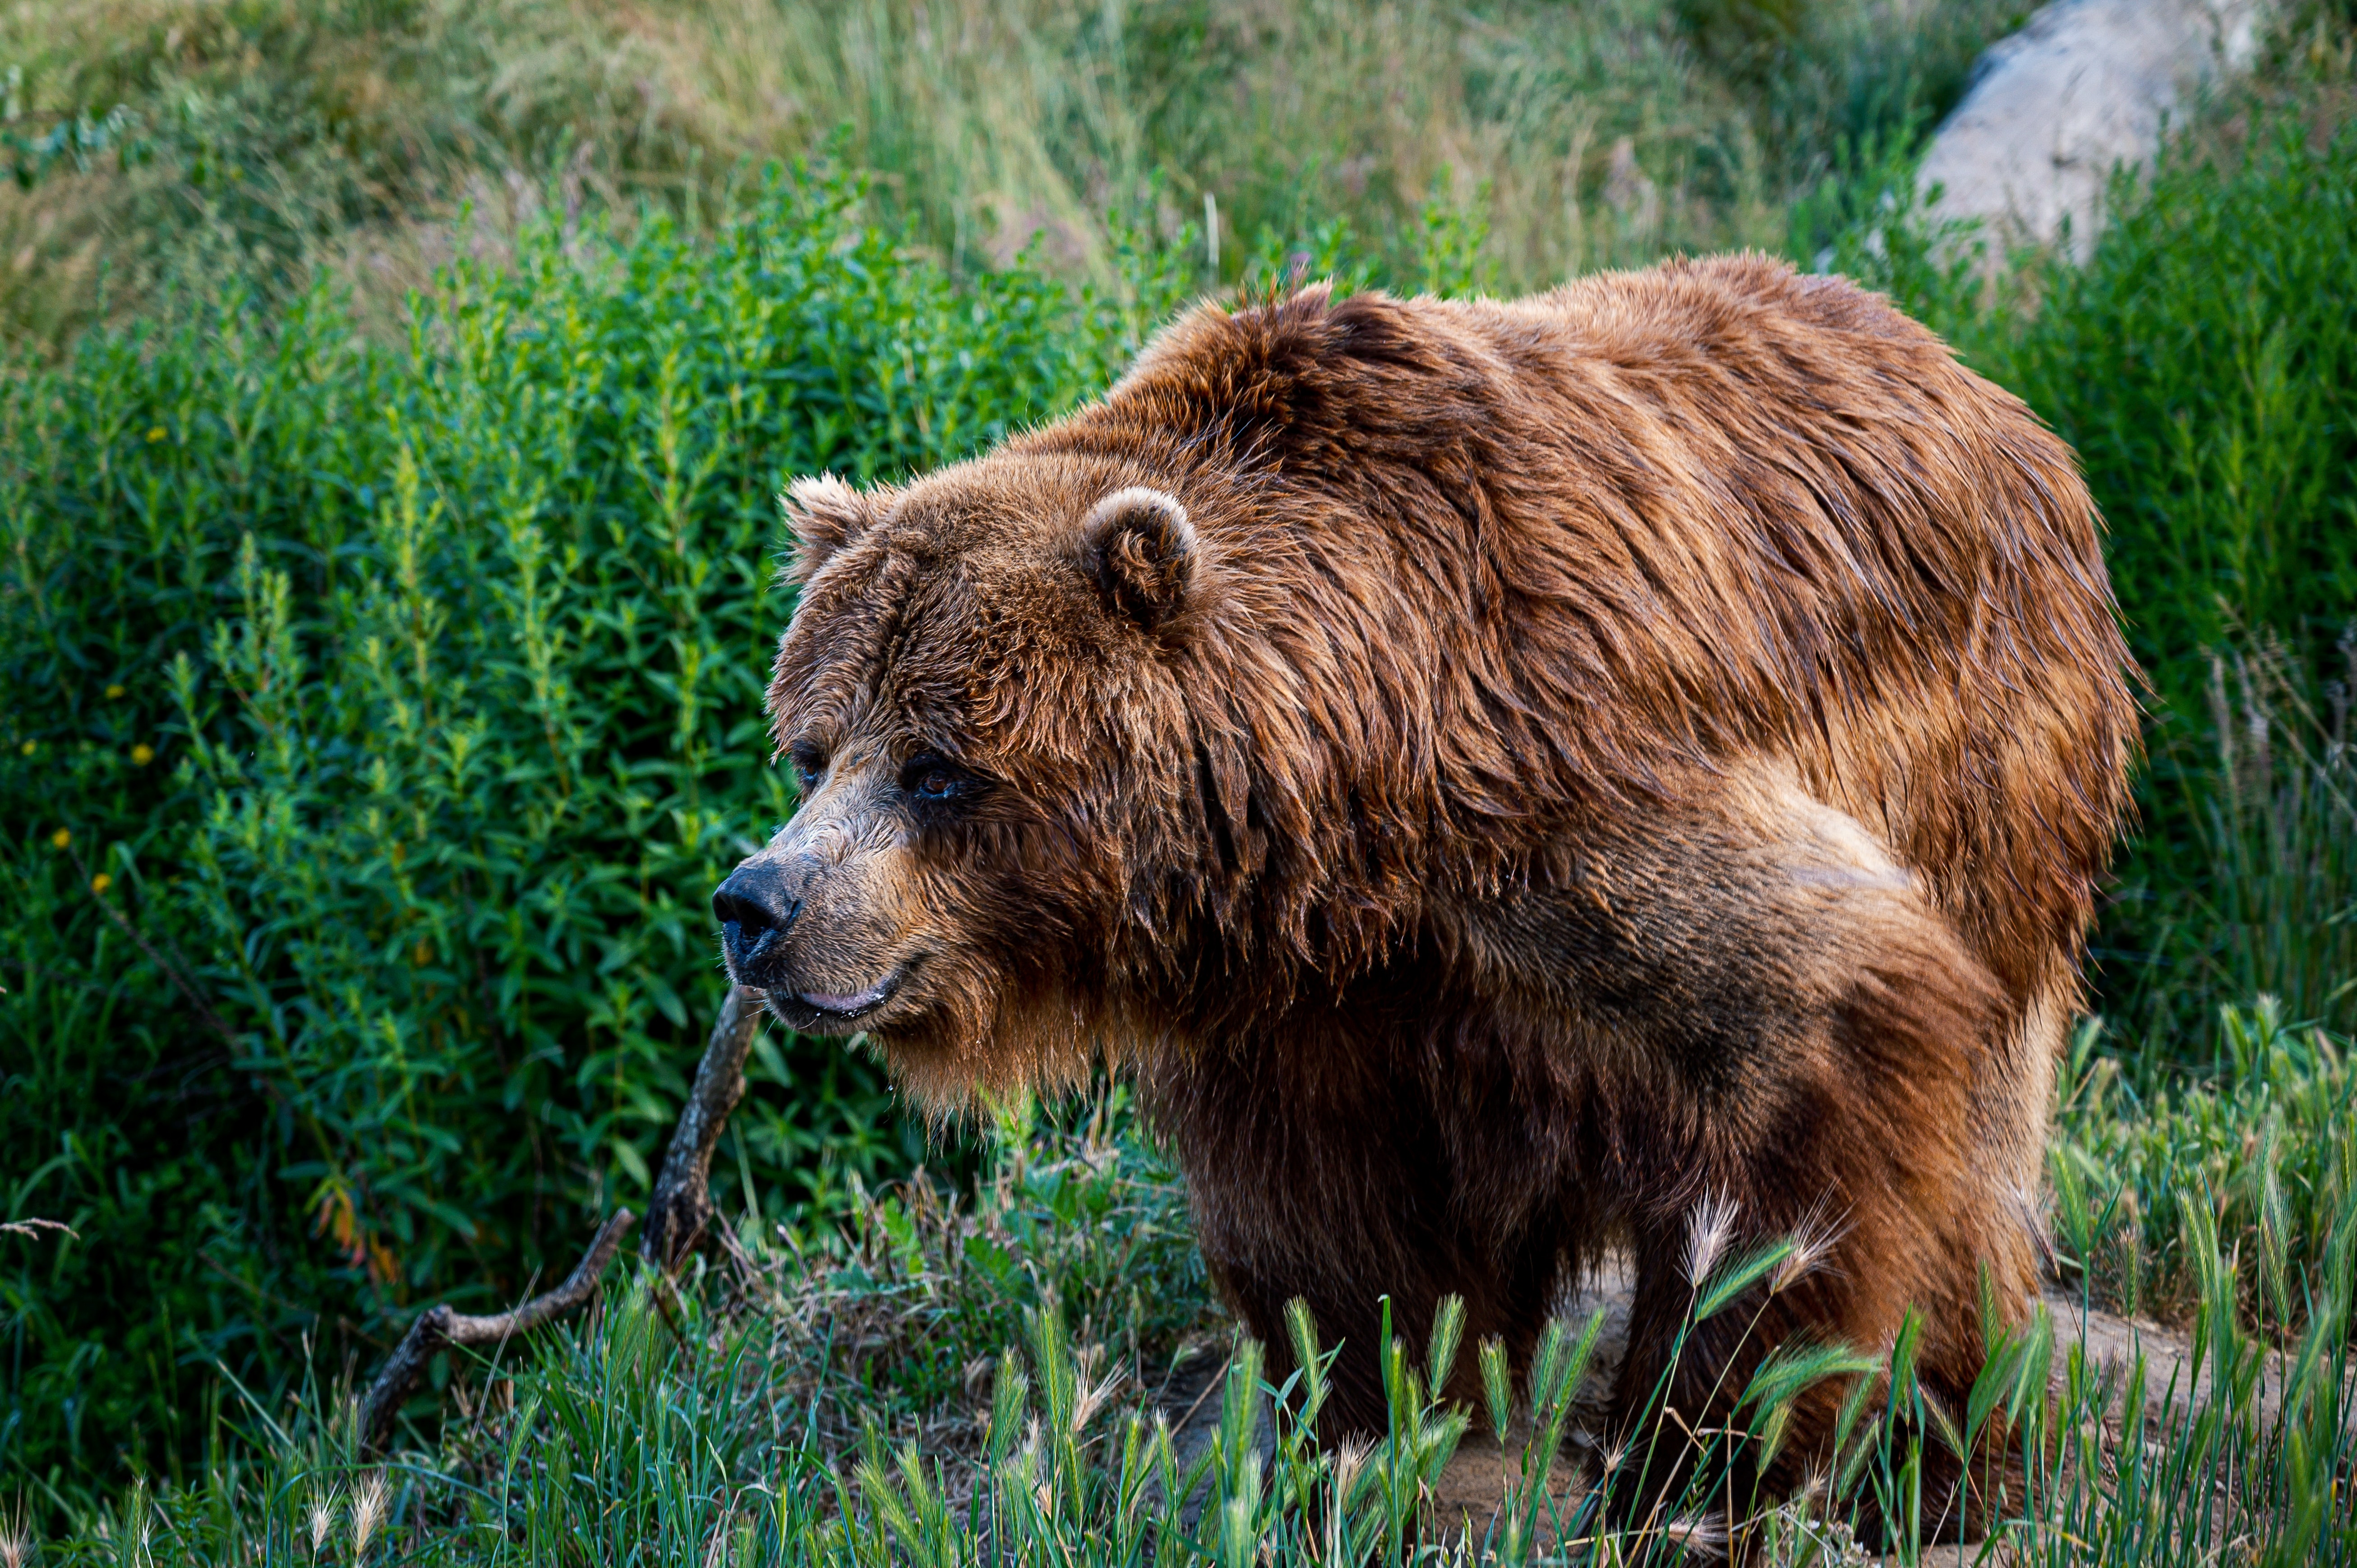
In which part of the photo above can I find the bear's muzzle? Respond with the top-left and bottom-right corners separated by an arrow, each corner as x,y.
711,858 -> 803,981
713,847 -> 922,1033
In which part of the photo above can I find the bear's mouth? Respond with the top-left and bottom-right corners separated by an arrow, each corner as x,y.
762,958 -> 919,1033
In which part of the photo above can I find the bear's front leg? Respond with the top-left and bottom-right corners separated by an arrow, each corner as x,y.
1145,1015 -> 1577,1434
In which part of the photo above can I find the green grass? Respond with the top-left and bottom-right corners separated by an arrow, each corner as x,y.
15,1080 -> 2357,1565
2054,1000 -> 2357,1335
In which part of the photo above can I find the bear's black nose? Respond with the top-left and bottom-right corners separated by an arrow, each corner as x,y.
712,860 -> 803,978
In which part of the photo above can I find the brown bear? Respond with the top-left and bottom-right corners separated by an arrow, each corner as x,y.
713,254 -> 2136,1534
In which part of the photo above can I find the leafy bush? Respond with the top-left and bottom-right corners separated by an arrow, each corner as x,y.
1999,120 -> 2357,715
2023,115 -> 2357,1052
1827,104 -> 2357,720
1829,97 -> 2357,1053
0,161 -> 1176,1496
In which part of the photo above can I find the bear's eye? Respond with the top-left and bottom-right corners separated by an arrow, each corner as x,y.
900,753 -> 973,802
788,743 -> 828,792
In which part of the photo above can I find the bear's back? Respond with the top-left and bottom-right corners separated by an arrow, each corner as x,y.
1055,258 -> 2136,1009
1537,257 -> 2134,1007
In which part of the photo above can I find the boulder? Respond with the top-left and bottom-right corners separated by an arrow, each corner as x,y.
1917,0 -> 2270,258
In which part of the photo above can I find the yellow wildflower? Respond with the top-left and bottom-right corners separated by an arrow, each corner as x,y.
91,873 -> 111,895
132,744 -> 154,765
18,740 -> 32,756
106,683 -> 125,699
145,426 -> 166,442
51,828 -> 69,849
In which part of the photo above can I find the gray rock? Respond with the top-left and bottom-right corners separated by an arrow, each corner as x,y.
1917,0 -> 2270,258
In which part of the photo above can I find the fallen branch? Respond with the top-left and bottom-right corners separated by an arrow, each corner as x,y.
642,983 -> 766,1272
357,1208 -> 634,1453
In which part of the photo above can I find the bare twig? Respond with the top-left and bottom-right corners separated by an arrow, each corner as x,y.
642,983 -> 766,1272
357,1208 -> 635,1453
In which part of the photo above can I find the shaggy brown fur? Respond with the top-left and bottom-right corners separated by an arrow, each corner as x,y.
713,254 -> 2136,1536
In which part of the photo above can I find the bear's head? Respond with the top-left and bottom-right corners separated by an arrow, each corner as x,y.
712,454 -> 1229,1105
710,291 -> 1513,1105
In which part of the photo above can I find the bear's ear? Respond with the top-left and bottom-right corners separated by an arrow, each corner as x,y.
1079,486 -> 1195,632
780,474 -> 881,586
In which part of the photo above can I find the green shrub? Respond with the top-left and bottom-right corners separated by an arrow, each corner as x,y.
1830,107 -> 2357,719
1828,97 -> 2357,1054
0,161 -> 1176,1497
2023,115 -> 2357,1053
2000,120 -> 2357,715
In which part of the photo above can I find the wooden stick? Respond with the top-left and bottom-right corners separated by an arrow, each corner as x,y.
357,1208 -> 635,1453
641,983 -> 766,1272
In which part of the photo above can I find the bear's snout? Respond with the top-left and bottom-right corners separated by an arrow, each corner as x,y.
713,846 -> 923,1034
712,860 -> 803,979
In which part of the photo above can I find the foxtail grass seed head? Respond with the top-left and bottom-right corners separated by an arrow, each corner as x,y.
1330,1434 -> 1373,1500
1772,1203 -> 1845,1294
1757,1401 -> 1795,1470
1284,1296 -> 1328,1422
351,1472 -> 386,1559
308,1488 -> 337,1554
1683,1190 -> 1741,1287
1479,1335 -> 1512,1443
1664,1514 -> 1728,1557
0,1522 -> 26,1568
1427,1292 -> 1466,1393
1072,1366 -> 1121,1433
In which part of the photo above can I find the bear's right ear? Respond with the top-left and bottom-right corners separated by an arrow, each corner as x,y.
1079,486 -> 1196,633
780,474 -> 881,587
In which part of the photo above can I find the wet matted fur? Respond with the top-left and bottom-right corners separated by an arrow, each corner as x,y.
716,254 -> 2137,1535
